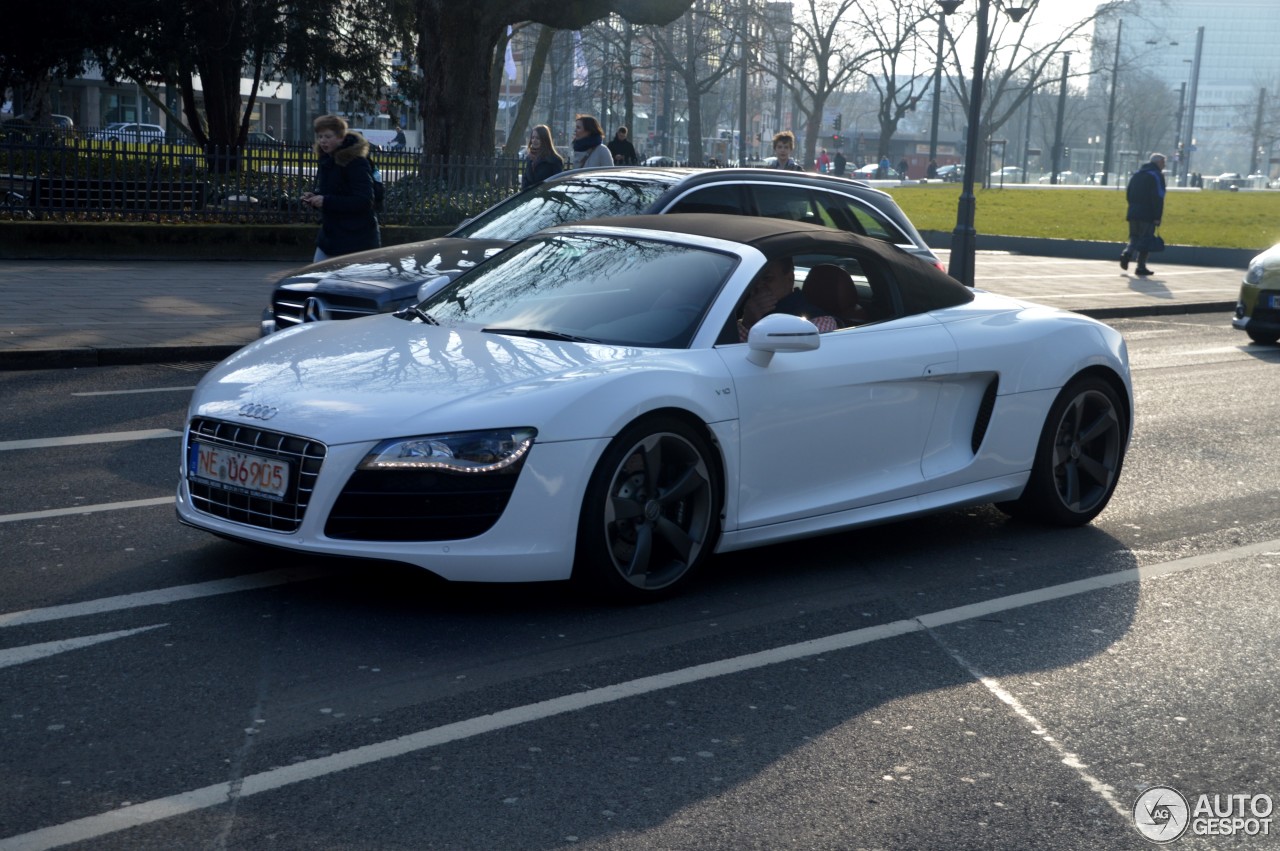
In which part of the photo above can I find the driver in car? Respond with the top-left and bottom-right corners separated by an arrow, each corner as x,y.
737,257 -> 837,341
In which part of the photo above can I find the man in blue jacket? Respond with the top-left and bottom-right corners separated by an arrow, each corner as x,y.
1120,152 -> 1166,276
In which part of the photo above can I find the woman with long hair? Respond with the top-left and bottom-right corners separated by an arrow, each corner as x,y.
569,114 -> 614,170
521,124 -> 565,190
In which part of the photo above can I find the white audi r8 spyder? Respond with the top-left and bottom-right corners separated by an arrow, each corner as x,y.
178,215 -> 1133,601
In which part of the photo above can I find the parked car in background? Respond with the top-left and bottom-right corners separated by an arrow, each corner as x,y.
261,166 -> 942,334
935,163 -> 963,182
350,128 -> 399,150
1038,171 -> 1083,185
1232,242 -> 1280,344
643,155 -> 679,167
93,122 -> 164,144
989,166 -> 1023,183
245,131 -> 283,146
182,214 -> 1133,601
1,113 -> 75,142
849,162 -> 880,179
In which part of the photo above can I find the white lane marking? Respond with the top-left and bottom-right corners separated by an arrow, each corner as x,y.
4,537 -> 1277,850
0,566 -> 333,628
0,429 -> 181,452
72,387 -> 196,397
927,637 -> 1129,820
0,497 -> 174,525
0,625 -> 167,669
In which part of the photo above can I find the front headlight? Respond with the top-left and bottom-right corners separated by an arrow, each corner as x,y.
358,428 -> 537,474
1245,263 -> 1265,286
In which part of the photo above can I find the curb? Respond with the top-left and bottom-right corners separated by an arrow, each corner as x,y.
921,231 -> 1253,270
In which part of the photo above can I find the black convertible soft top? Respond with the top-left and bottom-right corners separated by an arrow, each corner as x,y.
562,213 -> 975,314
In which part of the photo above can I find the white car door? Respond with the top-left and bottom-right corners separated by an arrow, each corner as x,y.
722,313 -> 958,529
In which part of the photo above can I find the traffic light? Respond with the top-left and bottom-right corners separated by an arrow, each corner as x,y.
834,113 -> 842,132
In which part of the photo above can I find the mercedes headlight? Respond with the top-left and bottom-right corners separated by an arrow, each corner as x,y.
359,428 -> 536,474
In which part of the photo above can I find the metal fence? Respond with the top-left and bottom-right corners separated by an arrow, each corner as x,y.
0,135 -> 526,226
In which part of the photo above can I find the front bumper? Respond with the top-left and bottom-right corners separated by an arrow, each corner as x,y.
177,434 -> 609,583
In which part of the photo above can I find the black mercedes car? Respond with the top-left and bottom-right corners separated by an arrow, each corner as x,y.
261,167 -> 941,335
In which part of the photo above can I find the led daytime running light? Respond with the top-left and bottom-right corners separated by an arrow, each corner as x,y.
362,431 -> 535,473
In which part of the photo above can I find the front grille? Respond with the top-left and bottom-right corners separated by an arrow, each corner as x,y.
325,465 -> 524,541
272,291 -> 382,328
186,418 -> 327,532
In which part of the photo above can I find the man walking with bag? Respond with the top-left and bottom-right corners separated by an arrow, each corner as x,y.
1120,152 -> 1167,277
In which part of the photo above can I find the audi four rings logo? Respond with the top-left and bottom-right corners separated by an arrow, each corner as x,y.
304,297 -> 328,322
238,403 -> 278,420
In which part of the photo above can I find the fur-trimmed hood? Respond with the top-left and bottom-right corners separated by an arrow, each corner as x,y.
315,132 -> 371,166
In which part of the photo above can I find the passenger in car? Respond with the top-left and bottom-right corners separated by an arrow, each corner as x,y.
737,257 -> 838,341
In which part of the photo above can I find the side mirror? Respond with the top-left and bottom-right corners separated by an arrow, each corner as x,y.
416,274 -> 453,303
745,313 -> 820,367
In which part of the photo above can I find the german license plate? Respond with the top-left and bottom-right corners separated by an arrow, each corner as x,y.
188,442 -> 289,500
1268,294 -> 1280,309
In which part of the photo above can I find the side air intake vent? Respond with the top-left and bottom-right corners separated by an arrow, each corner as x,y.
971,376 -> 999,454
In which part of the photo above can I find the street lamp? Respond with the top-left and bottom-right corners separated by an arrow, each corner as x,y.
940,0 -> 1035,288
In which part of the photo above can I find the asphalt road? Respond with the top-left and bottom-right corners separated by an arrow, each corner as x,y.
1,313 -> 1278,850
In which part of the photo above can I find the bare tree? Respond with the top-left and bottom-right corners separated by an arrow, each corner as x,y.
756,0 -> 875,169
939,0 -> 1125,180
644,0 -> 742,164
858,0 -> 936,163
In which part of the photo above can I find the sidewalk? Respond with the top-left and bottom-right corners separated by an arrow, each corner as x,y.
0,253 -> 1243,370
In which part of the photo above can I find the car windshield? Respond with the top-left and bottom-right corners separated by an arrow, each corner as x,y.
417,233 -> 738,349
453,176 -> 674,242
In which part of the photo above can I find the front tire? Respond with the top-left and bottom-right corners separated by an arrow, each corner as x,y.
1247,327 -> 1280,345
574,416 -> 722,602
1000,375 -> 1127,526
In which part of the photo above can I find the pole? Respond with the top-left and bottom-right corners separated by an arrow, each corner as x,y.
1171,82 -> 1186,184
1180,26 -> 1203,186
1050,51 -> 1070,184
928,12 -> 945,163
1101,19 -> 1122,186
1250,87 -> 1265,176
947,0 -> 991,288
1021,86 -> 1033,182
738,0 -> 749,166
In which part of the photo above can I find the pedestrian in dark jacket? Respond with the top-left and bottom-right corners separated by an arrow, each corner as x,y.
302,114 -> 380,262
607,126 -> 639,165
521,124 -> 565,190
1120,152 -> 1167,277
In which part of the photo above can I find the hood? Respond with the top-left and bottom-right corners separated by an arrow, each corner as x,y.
275,237 -> 515,299
316,132 -> 370,165
193,314 -> 664,444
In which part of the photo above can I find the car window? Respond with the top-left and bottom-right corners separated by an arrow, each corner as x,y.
665,184 -> 748,216
812,191 -> 906,243
750,185 -> 822,225
454,177 -> 672,241
419,233 -> 738,349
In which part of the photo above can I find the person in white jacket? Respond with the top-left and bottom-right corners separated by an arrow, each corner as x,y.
569,114 -> 614,169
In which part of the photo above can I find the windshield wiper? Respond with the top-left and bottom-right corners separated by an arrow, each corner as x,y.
482,327 -> 600,344
393,306 -> 439,325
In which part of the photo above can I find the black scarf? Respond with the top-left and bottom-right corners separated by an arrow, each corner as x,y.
572,133 -> 604,152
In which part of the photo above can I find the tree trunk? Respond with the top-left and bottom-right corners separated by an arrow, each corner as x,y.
418,5 -> 503,161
